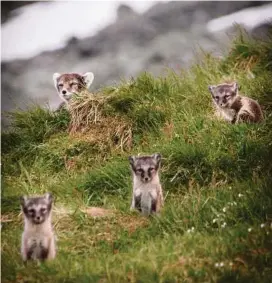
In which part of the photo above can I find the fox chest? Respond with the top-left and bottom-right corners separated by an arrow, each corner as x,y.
134,184 -> 158,199
25,235 -> 51,260
216,107 -> 236,122
26,235 -> 50,248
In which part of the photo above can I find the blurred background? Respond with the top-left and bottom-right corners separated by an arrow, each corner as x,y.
1,0 -> 272,120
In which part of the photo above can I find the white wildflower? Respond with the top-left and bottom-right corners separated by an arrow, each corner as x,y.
233,202 -> 237,206
222,207 -> 227,213
260,223 -> 265,228
213,218 -> 217,223
220,262 -> 224,267
215,263 -> 219,267
238,193 -> 244,198
248,228 -> 252,232
191,227 -> 195,231
266,232 -> 269,235
221,222 -> 227,228
229,262 -> 233,267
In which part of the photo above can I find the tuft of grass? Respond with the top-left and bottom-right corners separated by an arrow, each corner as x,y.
4,105 -> 70,146
68,91 -> 109,132
221,27 -> 272,73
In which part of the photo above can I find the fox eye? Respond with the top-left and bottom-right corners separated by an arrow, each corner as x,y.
40,208 -> 47,214
149,167 -> 155,172
58,84 -> 64,88
70,82 -> 78,87
215,96 -> 219,100
28,209 -> 35,214
136,169 -> 143,174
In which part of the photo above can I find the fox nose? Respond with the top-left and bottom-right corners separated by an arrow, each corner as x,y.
36,216 -> 41,221
62,90 -> 67,95
144,177 -> 149,182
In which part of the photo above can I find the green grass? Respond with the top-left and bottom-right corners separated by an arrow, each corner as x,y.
2,30 -> 272,283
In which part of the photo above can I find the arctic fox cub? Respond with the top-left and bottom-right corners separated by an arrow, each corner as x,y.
53,72 -> 94,104
20,193 -> 56,261
208,81 -> 263,123
129,153 -> 164,216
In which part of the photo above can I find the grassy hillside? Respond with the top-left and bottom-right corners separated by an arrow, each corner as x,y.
2,30 -> 272,283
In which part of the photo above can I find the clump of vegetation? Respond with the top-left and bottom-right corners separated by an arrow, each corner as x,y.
68,91 -> 109,132
2,29 -> 272,283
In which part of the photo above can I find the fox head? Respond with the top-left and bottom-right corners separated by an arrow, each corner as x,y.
20,193 -> 53,225
129,153 -> 162,183
208,82 -> 239,108
53,72 -> 94,103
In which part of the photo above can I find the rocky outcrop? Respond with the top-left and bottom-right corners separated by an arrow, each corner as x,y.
1,1 -> 37,23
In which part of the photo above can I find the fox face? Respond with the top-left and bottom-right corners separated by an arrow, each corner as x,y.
208,82 -> 238,108
20,193 -> 53,225
129,153 -> 161,183
53,72 -> 94,103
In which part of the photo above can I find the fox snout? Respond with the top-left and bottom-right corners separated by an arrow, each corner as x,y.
60,89 -> 73,100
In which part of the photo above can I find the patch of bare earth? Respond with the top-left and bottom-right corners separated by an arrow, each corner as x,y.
117,214 -> 150,234
81,206 -> 116,218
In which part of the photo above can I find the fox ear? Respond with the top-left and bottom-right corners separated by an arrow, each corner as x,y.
20,195 -> 27,206
53,73 -> 61,90
128,156 -> 136,167
152,153 -> 161,164
82,72 -> 94,89
44,192 -> 53,204
232,82 -> 239,94
208,85 -> 215,95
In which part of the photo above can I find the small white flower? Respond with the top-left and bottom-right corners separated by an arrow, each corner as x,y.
233,202 -> 237,206
191,227 -> 195,231
229,186 -> 232,190
220,262 -> 224,267
213,218 -> 217,223
187,229 -> 191,233
229,262 -> 233,267
248,228 -> 252,232
266,232 -> 269,235
223,207 -> 227,213
260,223 -> 265,228
221,222 -> 227,228
238,193 -> 244,198
215,263 -> 219,267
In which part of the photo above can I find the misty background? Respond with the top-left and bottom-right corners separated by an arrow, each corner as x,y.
1,1 -> 272,124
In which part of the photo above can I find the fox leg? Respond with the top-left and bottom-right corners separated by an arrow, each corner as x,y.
46,236 -> 56,260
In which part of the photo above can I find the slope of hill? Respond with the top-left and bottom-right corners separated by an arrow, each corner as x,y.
2,30 -> 272,283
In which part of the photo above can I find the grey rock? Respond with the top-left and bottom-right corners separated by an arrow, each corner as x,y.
251,22 -> 272,39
